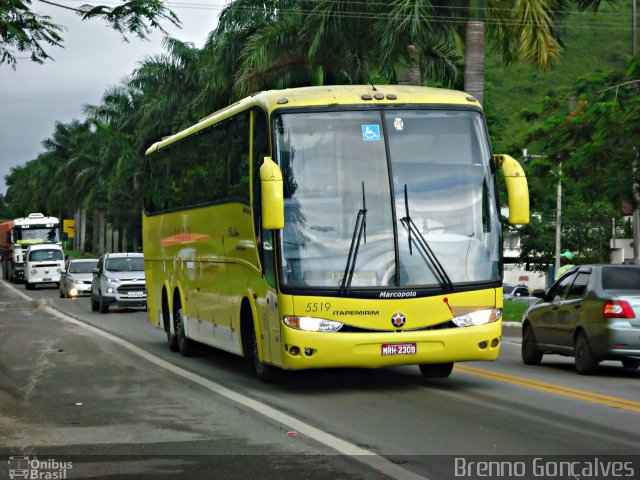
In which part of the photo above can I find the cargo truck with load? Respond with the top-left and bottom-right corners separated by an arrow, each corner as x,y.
0,213 -> 61,283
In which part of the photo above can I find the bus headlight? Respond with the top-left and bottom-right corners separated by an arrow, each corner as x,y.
283,315 -> 343,332
451,309 -> 502,327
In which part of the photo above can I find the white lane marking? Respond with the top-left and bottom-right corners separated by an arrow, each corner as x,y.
33,303 -> 429,480
3,280 -> 33,301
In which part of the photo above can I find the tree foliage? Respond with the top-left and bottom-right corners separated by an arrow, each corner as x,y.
514,58 -> 640,268
2,0 -> 629,257
0,0 -> 179,69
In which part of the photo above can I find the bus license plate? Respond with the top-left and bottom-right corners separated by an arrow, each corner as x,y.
381,343 -> 417,356
128,292 -> 144,298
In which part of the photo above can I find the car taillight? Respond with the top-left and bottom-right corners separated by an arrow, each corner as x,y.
602,300 -> 635,319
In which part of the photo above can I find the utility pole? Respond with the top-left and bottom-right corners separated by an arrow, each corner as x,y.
555,162 -> 562,273
633,0 -> 637,57
522,149 -> 559,271
634,1 -> 639,264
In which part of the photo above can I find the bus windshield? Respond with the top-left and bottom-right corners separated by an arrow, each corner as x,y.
15,225 -> 60,244
275,109 -> 501,290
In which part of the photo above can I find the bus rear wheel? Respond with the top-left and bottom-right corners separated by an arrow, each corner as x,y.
163,293 -> 178,352
419,362 -> 454,378
174,300 -> 195,357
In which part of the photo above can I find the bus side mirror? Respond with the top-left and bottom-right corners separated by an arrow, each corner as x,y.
494,154 -> 529,225
260,156 -> 284,230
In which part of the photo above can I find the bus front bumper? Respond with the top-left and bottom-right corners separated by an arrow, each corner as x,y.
278,321 -> 502,370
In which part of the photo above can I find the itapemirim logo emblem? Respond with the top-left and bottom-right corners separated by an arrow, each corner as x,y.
8,456 -> 72,479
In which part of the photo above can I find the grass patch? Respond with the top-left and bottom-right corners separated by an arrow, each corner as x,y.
503,300 -> 530,323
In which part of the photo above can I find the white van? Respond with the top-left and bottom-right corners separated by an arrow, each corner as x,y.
24,244 -> 65,290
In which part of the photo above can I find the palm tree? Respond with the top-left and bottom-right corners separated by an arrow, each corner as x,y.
462,0 -> 609,104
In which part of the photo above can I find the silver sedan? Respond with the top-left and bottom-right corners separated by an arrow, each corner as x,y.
59,258 -> 99,298
521,264 -> 640,374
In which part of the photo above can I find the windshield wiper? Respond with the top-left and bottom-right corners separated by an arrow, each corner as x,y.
339,182 -> 367,295
400,184 -> 453,291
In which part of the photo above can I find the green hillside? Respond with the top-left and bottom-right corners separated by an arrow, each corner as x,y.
485,2 -> 634,154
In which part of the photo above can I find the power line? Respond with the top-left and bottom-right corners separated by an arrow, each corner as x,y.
41,0 -> 638,32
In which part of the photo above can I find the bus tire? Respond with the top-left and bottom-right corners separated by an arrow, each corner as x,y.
419,362 -> 454,378
163,292 -> 178,352
174,299 -> 195,357
249,322 -> 279,383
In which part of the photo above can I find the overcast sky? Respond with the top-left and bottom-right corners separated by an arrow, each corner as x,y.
0,1 -> 228,195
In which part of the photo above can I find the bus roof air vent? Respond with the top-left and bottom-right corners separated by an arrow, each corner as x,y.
386,94 -> 397,100
277,98 -> 289,105
361,94 -> 373,100
373,93 -> 384,100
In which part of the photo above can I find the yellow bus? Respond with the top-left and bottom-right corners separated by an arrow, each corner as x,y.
142,85 -> 529,381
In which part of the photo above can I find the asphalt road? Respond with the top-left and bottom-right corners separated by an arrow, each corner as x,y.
2,278 -> 640,480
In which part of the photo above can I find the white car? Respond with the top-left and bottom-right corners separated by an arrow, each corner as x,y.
24,244 -> 65,290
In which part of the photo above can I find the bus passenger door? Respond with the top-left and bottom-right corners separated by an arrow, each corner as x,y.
262,230 -> 281,366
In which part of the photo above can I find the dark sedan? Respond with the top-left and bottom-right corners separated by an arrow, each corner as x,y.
521,264 -> 640,374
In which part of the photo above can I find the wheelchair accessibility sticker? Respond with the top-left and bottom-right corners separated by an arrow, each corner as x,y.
361,124 -> 381,141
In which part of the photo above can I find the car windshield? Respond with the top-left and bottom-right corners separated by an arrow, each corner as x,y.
275,109 -> 501,290
503,285 -> 515,294
602,266 -> 640,290
105,257 -> 144,272
69,260 -> 98,274
28,249 -> 63,262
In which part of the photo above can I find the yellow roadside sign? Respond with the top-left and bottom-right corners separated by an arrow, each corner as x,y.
63,219 -> 75,238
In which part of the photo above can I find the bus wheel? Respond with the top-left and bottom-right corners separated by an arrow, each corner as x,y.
174,300 -> 194,357
163,293 -> 178,352
419,363 -> 454,378
248,322 -> 279,383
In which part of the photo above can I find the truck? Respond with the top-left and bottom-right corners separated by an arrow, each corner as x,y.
0,213 -> 62,283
